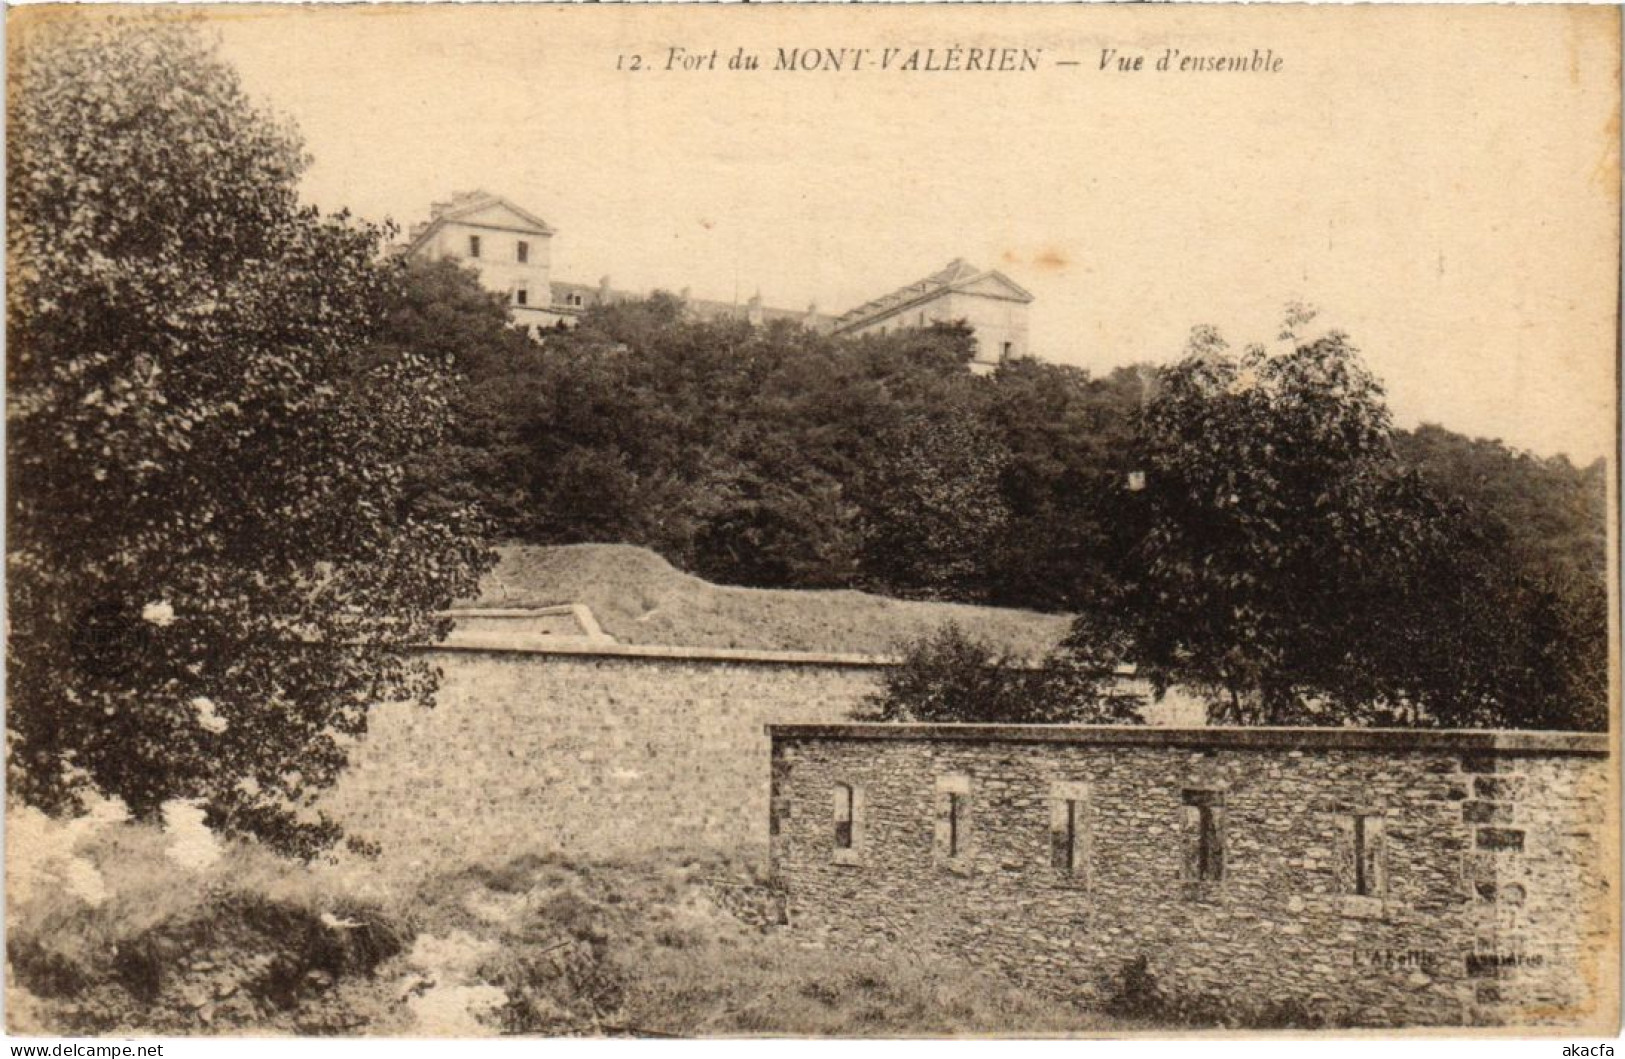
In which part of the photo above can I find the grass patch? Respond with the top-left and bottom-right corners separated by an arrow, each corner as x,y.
10,820 -> 1122,1037
404,847 -> 1121,1037
464,543 -> 1071,658
6,808 -> 412,1035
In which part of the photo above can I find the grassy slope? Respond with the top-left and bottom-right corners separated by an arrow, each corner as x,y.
462,544 -> 1071,659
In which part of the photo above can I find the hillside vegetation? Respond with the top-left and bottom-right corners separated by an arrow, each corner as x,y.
7,812 -> 1125,1037
461,543 -> 1071,659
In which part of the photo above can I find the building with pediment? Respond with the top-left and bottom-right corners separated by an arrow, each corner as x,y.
403,191 -> 566,332
403,193 -> 1033,368
829,258 -> 1034,373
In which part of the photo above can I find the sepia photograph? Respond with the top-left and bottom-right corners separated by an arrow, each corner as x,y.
3,1 -> 1620,1042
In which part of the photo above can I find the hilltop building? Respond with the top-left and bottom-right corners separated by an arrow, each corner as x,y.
403,192 -> 1032,367
831,258 -> 1034,373
404,191 -> 564,332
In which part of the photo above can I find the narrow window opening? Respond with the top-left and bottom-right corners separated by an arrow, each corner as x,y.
468,234 -> 482,258
1196,812 -> 1222,877
935,774 -> 971,867
1343,811 -> 1386,897
1354,815 -> 1369,895
514,287 -> 529,307
517,240 -> 530,264
1183,789 -> 1225,882
1050,782 -> 1090,882
1052,800 -> 1077,872
834,783 -> 854,850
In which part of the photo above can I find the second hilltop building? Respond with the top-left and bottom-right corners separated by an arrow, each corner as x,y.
403,190 -> 1033,373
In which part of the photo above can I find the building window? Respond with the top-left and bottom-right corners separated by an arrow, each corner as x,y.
517,240 -> 529,264
1352,814 -> 1385,896
567,293 -> 584,308
834,784 -> 854,849
1335,808 -> 1388,917
1182,789 -> 1225,882
1002,341 -> 1014,361
935,774 -> 972,869
831,783 -> 863,865
514,287 -> 529,307
1050,781 -> 1091,882
468,235 -> 482,258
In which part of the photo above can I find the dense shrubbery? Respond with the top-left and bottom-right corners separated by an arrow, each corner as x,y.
855,623 -> 1143,725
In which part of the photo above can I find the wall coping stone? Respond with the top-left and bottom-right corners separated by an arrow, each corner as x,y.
419,639 -> 903,667
442,603 -> 614,642
765,722 -> 1610,755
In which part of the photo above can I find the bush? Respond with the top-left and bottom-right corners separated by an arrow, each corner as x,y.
857,622 -> 1144,724
1101,955 -> 1164,1018
6,810 -> 411,1034
1100,955 -> 1330,1029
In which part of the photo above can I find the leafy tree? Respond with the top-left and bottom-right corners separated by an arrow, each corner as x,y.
983,360 -> 1147,611
438,297 -> 1017,598
1395,423 -> 1606,584
381,257 -> 546,531
852,410 -> 1012,601
1384,427 -> 1608,730
1066,313 -> 1452,725
857,623 -> 1143,724
503,304 -> 760,563
6,15 -> 493,854
1065,309 -> 1607,730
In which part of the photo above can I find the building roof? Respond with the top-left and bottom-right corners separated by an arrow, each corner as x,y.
403,190 -> 556,255
686,294 -> 834,330
764,723 -> 1610,754
548,280 -> 614,315
831,258 -> 1035,334
546,279 -> 831,328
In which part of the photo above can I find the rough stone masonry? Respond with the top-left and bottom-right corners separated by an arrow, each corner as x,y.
766,723 -> 1616,1028
323,643 -> 888,869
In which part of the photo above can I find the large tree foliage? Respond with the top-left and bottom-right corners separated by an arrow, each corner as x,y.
851,410 -> 1012,600
1066,312 -> 1607,730
981,360 -> 1145,612
6,16 -> 493,853
1389,425 -> 1609,730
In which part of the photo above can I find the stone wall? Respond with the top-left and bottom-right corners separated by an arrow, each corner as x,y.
323,645 -> 886,871
766,724 -> 1616,1029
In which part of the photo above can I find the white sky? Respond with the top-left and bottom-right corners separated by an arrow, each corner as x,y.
205,3 -> 1620,462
